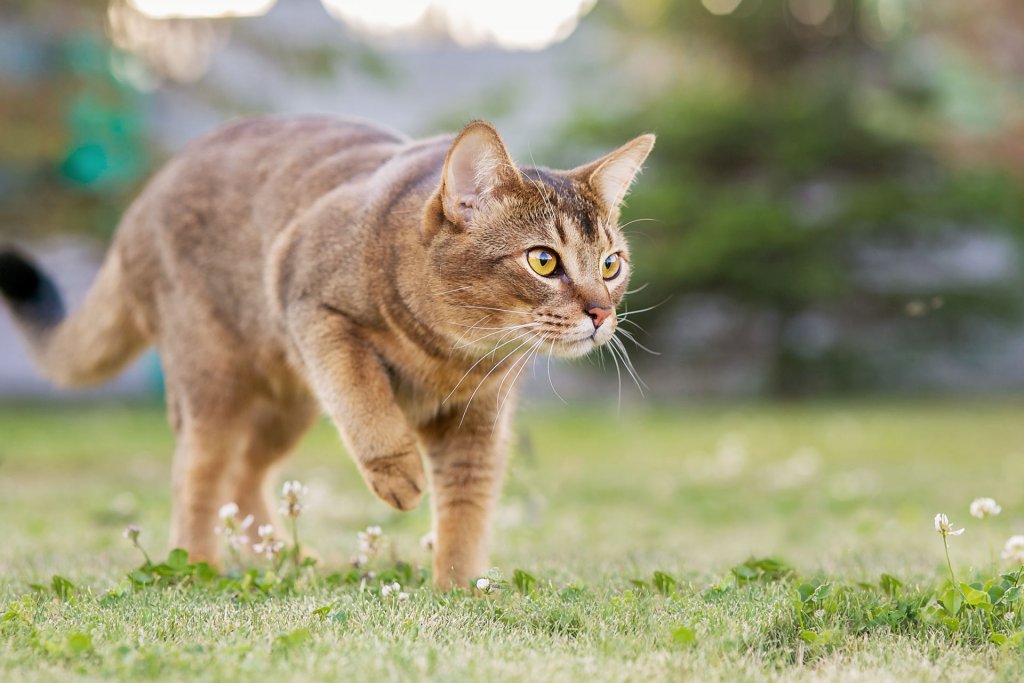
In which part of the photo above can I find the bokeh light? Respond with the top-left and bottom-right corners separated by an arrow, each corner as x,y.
128,0 -> 276,19
701,0 -> 744,17
320,0 -> 432,35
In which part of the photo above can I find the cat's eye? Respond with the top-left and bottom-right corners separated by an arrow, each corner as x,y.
601,253 -> 622,280
527,248 -> 559,277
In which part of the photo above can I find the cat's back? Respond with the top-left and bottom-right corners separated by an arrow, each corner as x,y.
169,116 -> 410,235
118,116 -> 413,345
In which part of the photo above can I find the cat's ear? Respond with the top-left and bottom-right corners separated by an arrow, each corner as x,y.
440,120 -> 522,228
572,134 -> 656,210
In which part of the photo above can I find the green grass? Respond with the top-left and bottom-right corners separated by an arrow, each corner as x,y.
2,399 -> 1024,681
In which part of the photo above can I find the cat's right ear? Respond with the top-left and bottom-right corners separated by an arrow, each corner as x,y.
438,121 -> 522,229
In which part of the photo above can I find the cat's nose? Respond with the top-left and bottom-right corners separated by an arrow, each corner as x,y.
586,305 -> 613,328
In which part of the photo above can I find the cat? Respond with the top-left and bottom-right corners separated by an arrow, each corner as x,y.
0,116 -> 654,587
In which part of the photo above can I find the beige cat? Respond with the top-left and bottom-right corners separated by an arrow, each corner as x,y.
0,116 -> 654,587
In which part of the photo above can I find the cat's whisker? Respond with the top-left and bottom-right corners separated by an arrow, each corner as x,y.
525,147 -> 558,229
617,217 -> 660,231
457,304 -> 533,316
459,332 -> 539,427
608,336 -> 646,396
495,334 -> 546,424
434,285 -> 474,296
448,313 -> 492,353
616,297 -> 672,319
443,328 -> 537,405
604,344 -> 623,414
450,322 -> 538,331
545,346 -> 567,404
624,282 -> 649,296
455,322 -> 540,350
619,317 -> 649,334
615,327 -> 660,356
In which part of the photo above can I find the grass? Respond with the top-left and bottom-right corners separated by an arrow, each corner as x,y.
2,399 -> 1024,681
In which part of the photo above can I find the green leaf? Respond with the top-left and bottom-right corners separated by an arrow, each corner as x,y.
65,632 -> 92,654
311,605 -> 332,619
129,569 -> 155,586
192,562 -> 218,582
941,616 -> 960,631
273,627 -> 311,651
1001,586 -> 1022,604
166,549 -> 189,573
671,626 -> 696,645
51,575 -> 75,601
799,629 -> 818,643
731,557 -> 794,583
653,571 -> 677,596
879,573 -> 903,597
990,633 -> 1009,645
940,587 -> 963,616
962,584 -> 991,607
513,569 -> 537,595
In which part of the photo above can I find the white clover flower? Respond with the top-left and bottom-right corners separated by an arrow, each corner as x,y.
253,524 -> 285,559
279,480 -> 309,518
1008,612 -> 1017,622
934,513 -> 965,537
476,577 -> 492,593
215,503 -> 253,548
381,582 -> 401,597
357,525 -> 386,559
398,592 -> 410,601
970,497 -> 1002,519
122,524 -> 141,542
419,531 -> 435,552
1002,535 -> 1024,565
218,502 -> 240,521
226,531 -> 250,549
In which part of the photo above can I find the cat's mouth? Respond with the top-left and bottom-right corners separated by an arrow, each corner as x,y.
548,321 -> 615,358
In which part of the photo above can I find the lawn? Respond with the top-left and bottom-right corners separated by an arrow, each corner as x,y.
2,399 -> 1024,681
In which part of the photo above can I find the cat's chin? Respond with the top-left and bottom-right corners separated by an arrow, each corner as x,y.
551,336 -> 600,359
550,325 -> 616,358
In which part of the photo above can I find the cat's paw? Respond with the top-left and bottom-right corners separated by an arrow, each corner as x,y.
362,449 -> 426,511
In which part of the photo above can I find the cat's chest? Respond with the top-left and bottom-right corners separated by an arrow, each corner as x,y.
390,372 -> 445,428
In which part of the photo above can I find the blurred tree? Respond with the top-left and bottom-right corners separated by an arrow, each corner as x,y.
0,3 -> 150,238
566,0 -> 1024,394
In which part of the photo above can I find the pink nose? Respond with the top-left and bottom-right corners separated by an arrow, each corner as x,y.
586,306 -> 613,328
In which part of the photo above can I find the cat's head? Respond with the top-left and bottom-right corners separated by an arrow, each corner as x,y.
424,120 -> 654,360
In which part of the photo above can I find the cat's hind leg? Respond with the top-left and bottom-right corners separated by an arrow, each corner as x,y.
228,390 -> 319,537
160,337 -> 267,564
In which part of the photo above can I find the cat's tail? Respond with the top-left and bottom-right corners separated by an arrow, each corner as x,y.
0,245 -> 148,388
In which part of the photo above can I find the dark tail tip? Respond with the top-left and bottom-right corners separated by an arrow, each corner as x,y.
0,247 -> 65,326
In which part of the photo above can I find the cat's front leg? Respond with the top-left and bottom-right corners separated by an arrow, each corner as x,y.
289,308 -> 426,511
420,397 -> 513,589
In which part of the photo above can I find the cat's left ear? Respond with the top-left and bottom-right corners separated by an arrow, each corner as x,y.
572,133 -> 656,210
440,120 -> 523,229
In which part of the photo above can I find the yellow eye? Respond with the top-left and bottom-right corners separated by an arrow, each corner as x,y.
527,248 -> 558,277
601,253 -> 621,279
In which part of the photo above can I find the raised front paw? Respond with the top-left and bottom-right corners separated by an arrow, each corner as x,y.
361,448 -> 426,511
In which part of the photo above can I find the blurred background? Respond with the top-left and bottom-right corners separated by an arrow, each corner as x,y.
2,0 -> 1024,401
